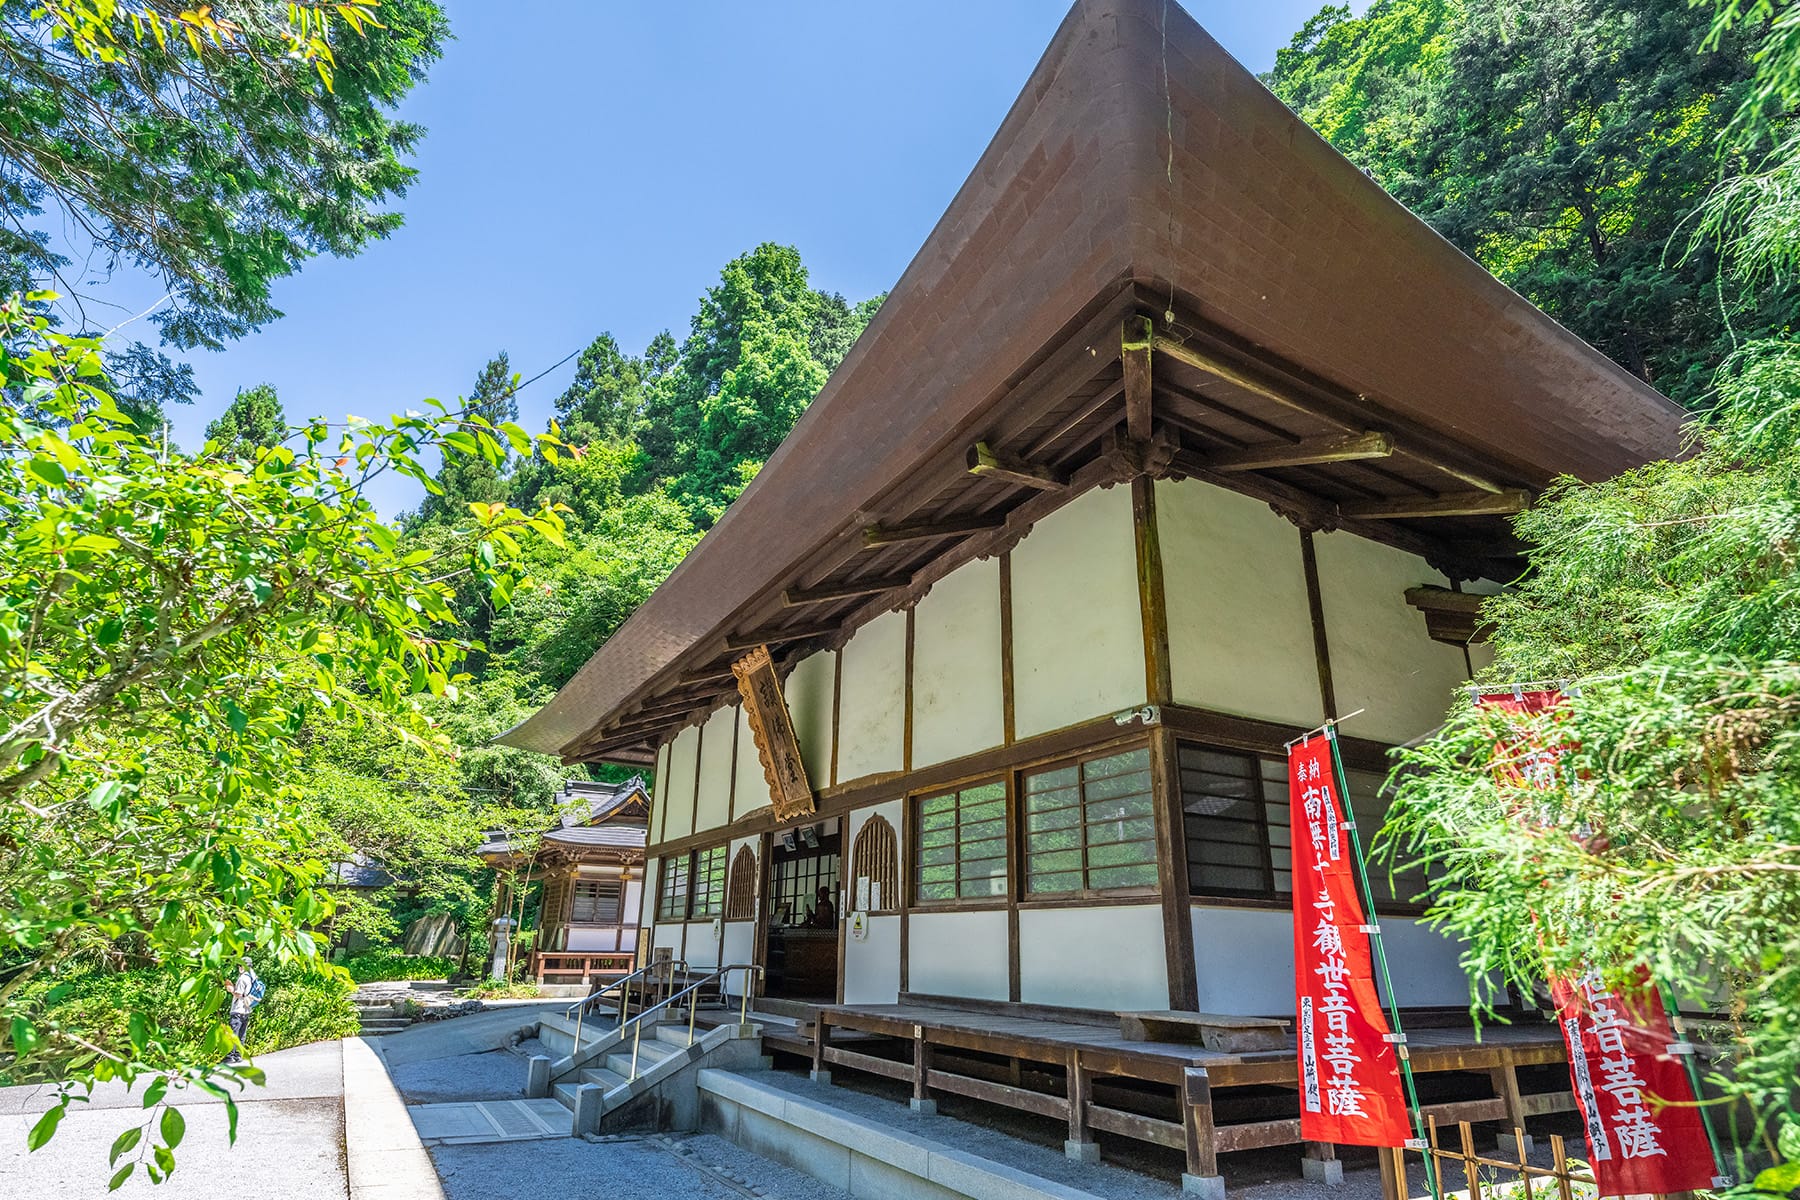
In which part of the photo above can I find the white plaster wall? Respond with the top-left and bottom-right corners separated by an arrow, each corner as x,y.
1313,531 -> 1471,744
1377,919 -> 1477,1008
721,922 -> 756,996
1011,485 -> 1146,738
695,705 -> 737,835
566,927 -> 625,952
912,557 -> 1004,767
659,726 -> 700,843
908,910 -> 1009,1001
1191,905 -> 1478,1014
784,650 -> 836,791
1019,905 -> 1167,1010
650,743 -> 671,845
844,916 -> 902,1004
732,703 -> 767,819
835,611 -> 906,783
1159,479 -> 1322,727
623,879 -> 645,934
1192,905 -> 1294,1016
685,919 -> 723,970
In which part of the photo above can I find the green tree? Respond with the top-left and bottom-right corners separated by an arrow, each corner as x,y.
1269,0 -> 1794,405
650,245 -> 814,522
1383,4 -> 1800,1180
0,294 -> 564,1179
204,385 -> 287,457
414,353 -> 519,526
554,332 -> 668,446
0,1 -> 446,350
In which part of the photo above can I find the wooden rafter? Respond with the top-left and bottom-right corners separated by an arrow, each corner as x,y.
1152,333 -> 1513,495
1340,490 -> 1530,520
783,574 -> 914,608
966,441 -> 1067,490
863,512 -> 1008,548
725,622 -> 841,651
1207,431 -> 1394,472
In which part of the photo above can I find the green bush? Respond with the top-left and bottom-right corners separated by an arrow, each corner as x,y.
7,959 -> 358,1082
343,948 -> 455,983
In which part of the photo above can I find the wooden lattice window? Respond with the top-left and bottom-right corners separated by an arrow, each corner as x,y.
848,814 -> 899,913
655,854 -> 690,922
570,878 -> 622,925
725,846 -> 757,921
914,780 -> 1007,904
1023,746 -> 1158,896
691,845 -> 729,920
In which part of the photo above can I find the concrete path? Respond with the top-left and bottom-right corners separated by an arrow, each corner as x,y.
407,1098 -> 569,1145
0,1040 -> 350,1199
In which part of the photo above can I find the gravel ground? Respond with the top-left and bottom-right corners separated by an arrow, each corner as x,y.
388,1049 -> 528,1104
430,1132 -> 851,1200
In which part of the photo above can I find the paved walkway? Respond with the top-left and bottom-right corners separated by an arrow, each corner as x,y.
0,1006 -> 854,1200
0,1040 -> 352,1199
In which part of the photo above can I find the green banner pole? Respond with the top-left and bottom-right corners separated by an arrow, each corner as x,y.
1324,722 -> 1441,1200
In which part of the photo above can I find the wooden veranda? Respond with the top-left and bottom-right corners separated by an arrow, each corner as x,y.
807,997 -> 1573,1181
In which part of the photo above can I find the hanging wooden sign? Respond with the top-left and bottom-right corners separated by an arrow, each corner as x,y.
732,644 -> 816,822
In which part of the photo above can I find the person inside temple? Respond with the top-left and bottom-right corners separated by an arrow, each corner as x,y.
805,884 -> 836,929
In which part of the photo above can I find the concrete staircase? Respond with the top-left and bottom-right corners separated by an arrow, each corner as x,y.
355,997 -> 411,1037
527,1010 -> 768,1136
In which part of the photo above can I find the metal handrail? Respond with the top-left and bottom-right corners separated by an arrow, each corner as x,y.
621,963 -> 765,1082
565,958 -> 686,1055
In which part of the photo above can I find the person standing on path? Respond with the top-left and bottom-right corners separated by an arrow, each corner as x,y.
224,955 -> 263,1064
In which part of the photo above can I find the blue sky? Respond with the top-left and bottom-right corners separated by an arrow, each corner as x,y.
120,1 -> 1343,515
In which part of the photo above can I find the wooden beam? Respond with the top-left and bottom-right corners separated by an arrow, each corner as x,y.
1340,489 -> 1530,520
863,512 -> 1008,547
966,441 -> 1066,490
782,574 -> 912,608
1153,333 -> 1512,494
724,622 -> 842,651
1208,431 -> 1394,472
1123,315 -> 1154,441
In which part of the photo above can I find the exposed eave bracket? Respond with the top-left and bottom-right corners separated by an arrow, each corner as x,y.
966,441 -> 1067,490
1208,430 -> 1395,472
1341,490 -> 1530,520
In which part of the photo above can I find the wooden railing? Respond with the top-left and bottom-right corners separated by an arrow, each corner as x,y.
532,950 -> 636,984
1379,1117 -> 1596,1200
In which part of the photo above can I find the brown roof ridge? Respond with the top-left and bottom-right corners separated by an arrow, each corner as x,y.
498,0 -> 1682,761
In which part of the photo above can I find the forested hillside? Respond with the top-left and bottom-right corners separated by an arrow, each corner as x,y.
1267,0 -> 1797,405
297,242 -> 883,948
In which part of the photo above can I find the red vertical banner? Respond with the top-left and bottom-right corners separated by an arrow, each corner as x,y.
1549,970 -> 1719,1195
1289,735 -> 1412,1147
1477,690 -> 1720,1197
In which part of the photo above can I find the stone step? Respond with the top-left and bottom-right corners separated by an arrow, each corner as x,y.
655,1024 -> 704,1049
360,1018 -> 411,1035
604,1038 -> 677,1078
579,1065 -> 628,1091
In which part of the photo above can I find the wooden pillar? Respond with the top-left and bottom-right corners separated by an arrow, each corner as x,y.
1299,529 -> 1337,720
1182,1067 -> 1223,1197
1065,1049 -> 1097,1162
1377,1145 -> 1408,1200
911,1024 -> 934,1111
1135,473 -> 1199,1012
1490,1052 -> 1532,1155
811,1013 -> 831,1082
